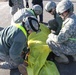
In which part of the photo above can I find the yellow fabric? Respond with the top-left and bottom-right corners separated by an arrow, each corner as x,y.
27,23 -> 60,75
39,61 -> 60,75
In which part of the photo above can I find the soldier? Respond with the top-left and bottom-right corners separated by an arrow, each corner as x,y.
45,1 -> 74,35
45,1 -> 63,35
0,16 -> 40,70
46,0 -> 76,63
11,4 -> 42,24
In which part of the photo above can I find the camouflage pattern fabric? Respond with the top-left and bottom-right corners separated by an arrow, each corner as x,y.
46,13 -> 76,56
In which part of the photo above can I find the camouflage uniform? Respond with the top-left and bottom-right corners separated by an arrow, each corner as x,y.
10,0 -> 25,15
46,13 -> 76,56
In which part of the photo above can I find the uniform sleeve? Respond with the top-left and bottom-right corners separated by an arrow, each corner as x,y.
47,20 -> 74,43
57,22 -> 73,43
9,32 -> 27,65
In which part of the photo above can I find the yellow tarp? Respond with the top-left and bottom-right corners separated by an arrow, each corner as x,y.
27,24 -> 60,75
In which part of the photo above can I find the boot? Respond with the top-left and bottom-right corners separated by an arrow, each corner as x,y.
72,55 -> 76,62
18,64 -> 28,75
55,54 -> 69,64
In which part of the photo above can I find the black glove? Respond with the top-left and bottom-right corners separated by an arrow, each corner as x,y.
9,0 -> 14,7
26,2 -> 29,8
48,19 -> 59,35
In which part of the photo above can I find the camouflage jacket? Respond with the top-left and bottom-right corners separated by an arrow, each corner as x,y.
48,13 -> 76,53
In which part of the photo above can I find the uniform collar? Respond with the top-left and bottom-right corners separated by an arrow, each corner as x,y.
63,13 -> 75,26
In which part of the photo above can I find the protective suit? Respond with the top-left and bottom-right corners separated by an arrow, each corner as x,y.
0,16 -> 39,69
26,24 -> 60,75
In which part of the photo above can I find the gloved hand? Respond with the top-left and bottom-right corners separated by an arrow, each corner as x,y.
26,2 -> 29,8
18,52 -> 29,75
9,0 -> 14,7
18,63 -> 28,75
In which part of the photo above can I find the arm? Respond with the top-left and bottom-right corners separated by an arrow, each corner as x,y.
9,0 -> 14,7
9,42 -> 25,65
9,32 -> 27,65
47,20 -> 74,43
